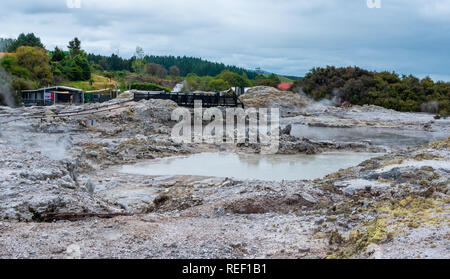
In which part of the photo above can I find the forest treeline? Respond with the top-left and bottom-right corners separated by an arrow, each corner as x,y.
87,53 -> 258,79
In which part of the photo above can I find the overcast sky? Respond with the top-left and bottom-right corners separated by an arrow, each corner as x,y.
1,0 -> 449,80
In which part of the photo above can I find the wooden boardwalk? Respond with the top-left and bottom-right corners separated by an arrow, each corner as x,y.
133,91 -> 244,108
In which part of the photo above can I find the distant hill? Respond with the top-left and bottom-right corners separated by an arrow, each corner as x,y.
250,68 -> 302,82
283,75 -> 303,81
87,54 -> 303,81
260,73 -> 302,83
88,54 -> 259,79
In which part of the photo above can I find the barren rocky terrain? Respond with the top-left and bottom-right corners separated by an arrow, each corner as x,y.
0,88 -> 448,259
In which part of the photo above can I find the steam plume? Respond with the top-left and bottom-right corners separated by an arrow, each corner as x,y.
0,66 -> 16,107
421,101 -> 440,114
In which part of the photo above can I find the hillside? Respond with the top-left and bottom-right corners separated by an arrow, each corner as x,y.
87,54 -> 259,79
61,74 -> 119,91
262,73 -> 294,83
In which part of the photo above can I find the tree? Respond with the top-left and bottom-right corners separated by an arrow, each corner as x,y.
207,79 -> 230,91
72,53 -> 91,80
15,46 -> 53,84
59,52 -> 91,81
51,47 -> 66,62
146,63 -> 167,78
7,33 -> 44,52
50,38 -> 92,81
183,73 -> 201,92
157,66 -> 167,79
132,59 -> 146,74
255,73 -> 280,88
68,37 -> 81,57
0,54 -> 29,79
68,64 -> 83,81
0,38 -> 14,52
170,65 -> 180,78
216,70 -> 250,87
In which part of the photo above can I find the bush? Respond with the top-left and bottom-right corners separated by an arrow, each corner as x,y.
12,77 -> 35,91
294,66 -> 450,115
216,70 -> 250,87
15,46 -> 53,84
207,78 -> 230,91
1,55 -> 30,79
130,81 -> 172,92
7,33 -> 44,52
254,73 -> 280,88
92,63 -> 103,72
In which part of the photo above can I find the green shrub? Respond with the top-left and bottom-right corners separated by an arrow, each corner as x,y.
295,66 -> 450,115
207,78 -> 230,91
130,81 -> 172,92
1,55 -> 30,79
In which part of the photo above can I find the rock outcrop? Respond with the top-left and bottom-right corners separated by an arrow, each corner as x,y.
239,86 -> 314,117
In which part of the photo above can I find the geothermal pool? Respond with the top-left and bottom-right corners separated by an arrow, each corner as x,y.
120,152 -> 383,181
291,125 -> 448,147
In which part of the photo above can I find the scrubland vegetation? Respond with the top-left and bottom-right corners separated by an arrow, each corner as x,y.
295,66 -> 449,115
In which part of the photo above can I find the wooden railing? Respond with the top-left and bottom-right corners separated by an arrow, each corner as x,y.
133,91 -> 243,107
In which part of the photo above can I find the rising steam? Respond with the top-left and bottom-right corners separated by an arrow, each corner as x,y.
421,101 -> 440,114
0,67 -> 71,160
0,66 -> 16,107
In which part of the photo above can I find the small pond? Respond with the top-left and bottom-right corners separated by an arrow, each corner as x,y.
291,125 -> 448,146
121,152 -> 383,181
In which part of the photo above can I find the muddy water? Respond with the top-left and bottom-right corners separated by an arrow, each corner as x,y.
291,125 -> 448,146
120,152 -> 383,181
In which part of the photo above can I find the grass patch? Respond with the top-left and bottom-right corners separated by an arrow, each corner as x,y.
61,74 -> 118,91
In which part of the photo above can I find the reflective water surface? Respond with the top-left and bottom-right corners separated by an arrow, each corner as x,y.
121,152 -> 383,181
291,125 -> 448,146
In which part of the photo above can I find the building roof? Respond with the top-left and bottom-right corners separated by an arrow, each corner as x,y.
0,52 -> 13,57
21,86 -> 84,93
277,82 -> 294,91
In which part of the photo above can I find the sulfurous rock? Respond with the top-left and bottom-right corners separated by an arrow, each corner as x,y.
239,86 -> 314,117
0,146 -> 122,221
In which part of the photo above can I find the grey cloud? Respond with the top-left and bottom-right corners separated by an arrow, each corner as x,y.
0,0 -> 449,80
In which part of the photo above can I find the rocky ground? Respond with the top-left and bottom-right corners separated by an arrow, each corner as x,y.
0,89 -> 448,259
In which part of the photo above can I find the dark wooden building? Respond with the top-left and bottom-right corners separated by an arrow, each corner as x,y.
21,86 -> 84,106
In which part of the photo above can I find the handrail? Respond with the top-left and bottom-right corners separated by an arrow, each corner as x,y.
133,91 -> 243,107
